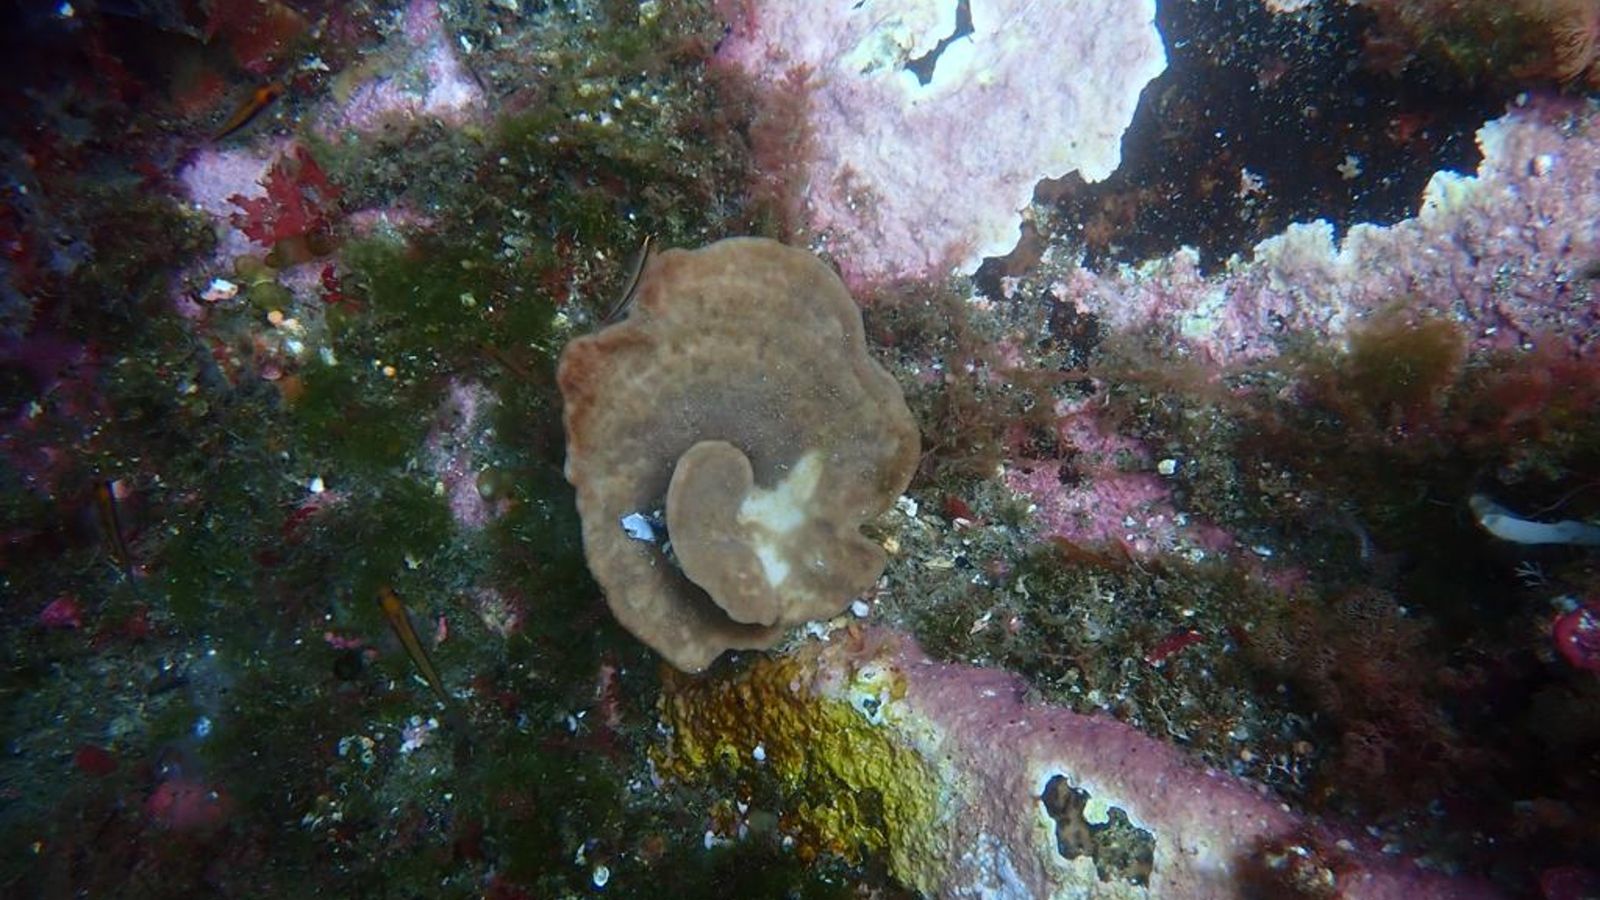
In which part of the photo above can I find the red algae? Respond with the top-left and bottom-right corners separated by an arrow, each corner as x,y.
38,595 -> 83,630
145,778 -> 230,833
72,745 -> 117,778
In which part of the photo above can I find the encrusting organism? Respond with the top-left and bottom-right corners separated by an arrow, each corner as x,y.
558,237 -> 920,672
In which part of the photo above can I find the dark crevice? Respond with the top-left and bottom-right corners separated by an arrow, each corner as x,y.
904,0 -> 973,86
979,0 -> 1502,289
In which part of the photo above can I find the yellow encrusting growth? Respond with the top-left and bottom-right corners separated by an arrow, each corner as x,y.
656,650 -> 951,894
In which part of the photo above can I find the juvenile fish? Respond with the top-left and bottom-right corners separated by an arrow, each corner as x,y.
600,234 -> 654,325
212,82 -> 284,141
377,585 -> 451,706
94,479 -> 136,583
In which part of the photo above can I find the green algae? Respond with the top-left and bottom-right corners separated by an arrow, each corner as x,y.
37,183 -> 215,342
0,0 -> 853,895
288,359 -> 421,472
1370,0 -> 1580,88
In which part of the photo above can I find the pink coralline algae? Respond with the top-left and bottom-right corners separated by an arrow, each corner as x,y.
178,140 -> 288,262
425,380 -> 502,530
316,0 -> 486,139
176,1 -> 476,270
467,586 -> 525,639
798,626 -> 1499,899
1003,396 -> 1233,557
716,0 -> 1166,287
1004,95 -> 1600,556
1055,95 -> 1600,367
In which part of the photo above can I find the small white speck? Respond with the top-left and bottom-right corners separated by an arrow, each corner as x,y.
308,476 -> 325,494
969,610 -> 992,634
591,864 -> 610,888
1156,458 -> 1178,476
194,716 -> 212,739
199,278 -> 238,303
1238,167 -> 1266,197
850,599 -> 870,617
752,743 -> 766,762
803,621 -> 832,640
619,512 -> 656,543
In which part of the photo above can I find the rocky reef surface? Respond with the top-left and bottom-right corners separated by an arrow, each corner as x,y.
2,1 -> 1598,898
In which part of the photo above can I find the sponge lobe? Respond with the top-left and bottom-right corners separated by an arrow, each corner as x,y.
558,237 -> 919,672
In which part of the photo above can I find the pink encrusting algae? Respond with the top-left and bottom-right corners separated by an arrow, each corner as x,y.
424,379 -> 504,530
713,0 -> 1166,287
316,0 -> 486,139
1052,96 -> 1600,367
716,625 -> 1506,898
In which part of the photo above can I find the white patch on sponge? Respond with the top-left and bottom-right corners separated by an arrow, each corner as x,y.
739,452 -> 824,587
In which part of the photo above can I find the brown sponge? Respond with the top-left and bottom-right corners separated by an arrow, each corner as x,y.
558,238 -> 919,672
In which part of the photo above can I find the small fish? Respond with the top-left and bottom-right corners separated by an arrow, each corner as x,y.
600,234 -> 655,325
377,585 -> 451,706
1470,493 -> 1600,547
212,82 -> 284,141
94,479 -> 137,583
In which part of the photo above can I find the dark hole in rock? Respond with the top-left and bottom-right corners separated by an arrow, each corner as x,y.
904,0 -> 973,85
1040,774 -> 1156,886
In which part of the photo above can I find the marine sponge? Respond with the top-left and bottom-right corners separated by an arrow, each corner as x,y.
558,238 -> 919,672
714,0 -> 1166,286
656,652 -> 950,893
659,627 -> 1504,898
